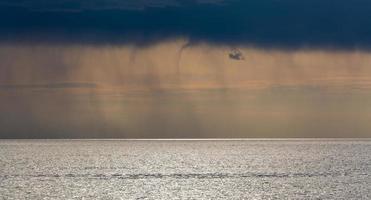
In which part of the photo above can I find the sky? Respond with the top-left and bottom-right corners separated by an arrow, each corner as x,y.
1,0 -> 371,138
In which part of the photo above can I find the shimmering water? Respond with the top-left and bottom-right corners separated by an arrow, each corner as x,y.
0,139 -> 370,199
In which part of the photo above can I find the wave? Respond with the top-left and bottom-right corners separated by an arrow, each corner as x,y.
1,172 -> 352,180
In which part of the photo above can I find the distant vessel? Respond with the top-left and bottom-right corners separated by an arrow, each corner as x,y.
229,48 -> 245,60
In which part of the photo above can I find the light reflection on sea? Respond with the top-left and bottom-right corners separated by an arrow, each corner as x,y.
0,139 -> 370,199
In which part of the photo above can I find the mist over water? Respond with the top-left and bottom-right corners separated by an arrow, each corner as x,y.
1,40 -> 371,138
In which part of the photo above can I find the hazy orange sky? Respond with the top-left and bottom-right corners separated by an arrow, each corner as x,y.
1,41 -> 371,138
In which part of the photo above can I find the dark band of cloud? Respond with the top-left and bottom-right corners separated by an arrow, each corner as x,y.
0,0 -> 371,49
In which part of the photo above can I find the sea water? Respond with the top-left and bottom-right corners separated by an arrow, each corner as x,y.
0,139 -> 370,199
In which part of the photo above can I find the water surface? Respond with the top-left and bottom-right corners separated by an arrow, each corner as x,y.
0,139 -> 370,199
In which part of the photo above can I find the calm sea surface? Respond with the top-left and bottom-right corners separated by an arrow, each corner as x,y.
0,139 -> 370,199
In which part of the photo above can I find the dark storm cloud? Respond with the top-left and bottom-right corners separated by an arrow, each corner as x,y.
0,0 -> 371,48
0,0 -> 225,11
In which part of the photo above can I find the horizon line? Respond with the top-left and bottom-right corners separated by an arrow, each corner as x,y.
1,138 -> 371,141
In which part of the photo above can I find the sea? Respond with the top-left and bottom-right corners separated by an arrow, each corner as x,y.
0,139 -> 370,199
